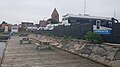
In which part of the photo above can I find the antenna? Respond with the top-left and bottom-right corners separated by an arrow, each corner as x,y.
84,0 -> 86,14
114,10 -> 116,18
43,17 -> 47,20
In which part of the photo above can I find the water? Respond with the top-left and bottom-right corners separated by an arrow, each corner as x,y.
0,42 -> 6,58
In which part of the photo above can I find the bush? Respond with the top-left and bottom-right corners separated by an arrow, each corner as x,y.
60,36 -> 73,45
84,31 -> 102,44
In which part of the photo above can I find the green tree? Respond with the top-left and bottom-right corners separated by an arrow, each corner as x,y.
60,36 -> 73,45
84,31 -> 102,44
1,21 -> 7,24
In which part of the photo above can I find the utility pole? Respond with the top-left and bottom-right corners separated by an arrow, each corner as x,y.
43,17 -> 47,20
114,10 -> 116,18
84,0 -> 86,14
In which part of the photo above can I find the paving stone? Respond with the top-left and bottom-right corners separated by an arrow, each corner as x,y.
80,48 -> 92,55
94,47 -> 107,57
103,46 -> 112,51
62,44 -> 71,49
68,48 -> 75,53
98,44 -> 107,47
110,47 -> 119,52
96,56 -> 106,62
73,44 -> 81,51
89,53 -> 101,61
84,44 -> 95,49
105,51 -> 116,61
52,43 -> 59,46
78,44 -> 87,51
80,54 -> 89,57
57,44 -> 63,48
103,58 -> 111,65
113,49 -> 120,60
91,45 -> 99,52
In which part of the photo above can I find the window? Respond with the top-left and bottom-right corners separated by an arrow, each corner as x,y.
12,28 -> 17,29
70,18 -> 77,23
96,20 -> 101,29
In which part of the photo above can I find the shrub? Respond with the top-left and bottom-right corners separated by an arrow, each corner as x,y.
60,36 -> 73,45
84,31 -> 102,44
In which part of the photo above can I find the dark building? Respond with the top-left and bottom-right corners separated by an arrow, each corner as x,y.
62,14 -> 113,34
35,24 -> 39,28
20,22 -> 34,31
39,20 -> 50,27
21,22 -> 34,27
51,8 -> 59,22
62,14 -> 120,43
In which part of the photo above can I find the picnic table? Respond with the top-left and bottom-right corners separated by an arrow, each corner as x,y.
34,41 -> 53,50
19,33 -> 28,37
20,37 -> 32,44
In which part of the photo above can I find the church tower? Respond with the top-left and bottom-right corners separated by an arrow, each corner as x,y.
51,8 -> 59,22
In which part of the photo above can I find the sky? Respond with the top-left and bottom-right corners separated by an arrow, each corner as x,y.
0,0 -> 120,24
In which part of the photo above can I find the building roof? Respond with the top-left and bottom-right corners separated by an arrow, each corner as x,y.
51,8 -> 59,16
21,22 -> 34,24
63,13 -> 112,21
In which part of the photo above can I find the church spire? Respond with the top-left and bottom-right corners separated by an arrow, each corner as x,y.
51,8 -> 59,22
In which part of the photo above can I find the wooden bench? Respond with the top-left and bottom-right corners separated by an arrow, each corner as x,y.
20,37 -> 32,44
34,41 -> 53,50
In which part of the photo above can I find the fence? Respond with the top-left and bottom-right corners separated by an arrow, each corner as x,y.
34,22 -> 120,44
34,23 -> 93,39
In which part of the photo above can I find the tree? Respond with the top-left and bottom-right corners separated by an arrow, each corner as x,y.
1,21 -> 7,24
84,31 -> 102,44
60,36 -> 73,45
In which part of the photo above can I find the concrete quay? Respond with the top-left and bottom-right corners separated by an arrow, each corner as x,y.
0,35 -> 107,67
29,34 -> 120,67
32,34 -> 120,67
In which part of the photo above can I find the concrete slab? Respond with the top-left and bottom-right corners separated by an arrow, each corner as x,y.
1,36 -> 106,67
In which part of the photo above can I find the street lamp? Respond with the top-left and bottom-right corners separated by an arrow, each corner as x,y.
43,17 -> 47,20
84,0 -> 86,14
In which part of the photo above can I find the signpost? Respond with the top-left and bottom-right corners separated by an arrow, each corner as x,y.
94,30 -> 111,34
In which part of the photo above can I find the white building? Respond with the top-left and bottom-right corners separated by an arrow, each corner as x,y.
27,26 -> 37,30
11,26 -> 19,33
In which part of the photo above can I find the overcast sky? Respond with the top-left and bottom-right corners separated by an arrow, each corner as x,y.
0,0 -> 120,24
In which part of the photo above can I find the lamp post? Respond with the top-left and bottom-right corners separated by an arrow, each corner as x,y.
114,10 -> 116,18
43,17 -> 47,21
84,0 -> 86,14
